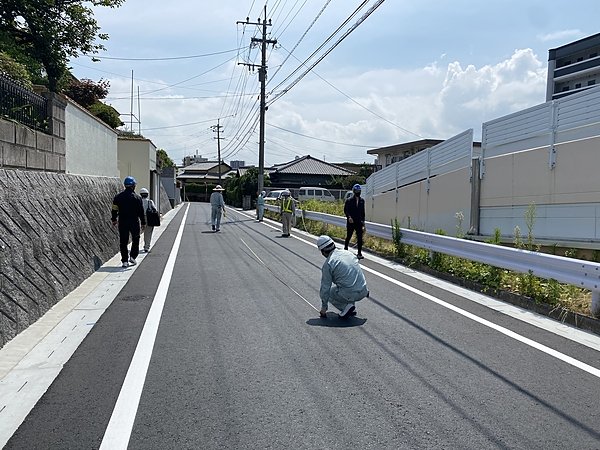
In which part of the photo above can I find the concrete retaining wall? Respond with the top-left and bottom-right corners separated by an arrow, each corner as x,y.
0,169 -> 122,348
0,118 -> 66,172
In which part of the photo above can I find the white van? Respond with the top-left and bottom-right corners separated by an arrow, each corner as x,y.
298,187 -> 336,202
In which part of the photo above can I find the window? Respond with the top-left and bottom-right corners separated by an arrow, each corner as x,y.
590,52 -> 598,58
562,86 -> 570,92
577,57 -> 584,62
576,83 -> 582,89
308,189 -> 314,196
299,189 -> 305,196
588,80 -> 596,86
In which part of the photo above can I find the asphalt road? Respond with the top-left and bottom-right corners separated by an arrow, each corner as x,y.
5,202 -> 600,449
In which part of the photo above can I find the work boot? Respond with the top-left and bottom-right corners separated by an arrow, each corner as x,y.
339,304 -> 355,319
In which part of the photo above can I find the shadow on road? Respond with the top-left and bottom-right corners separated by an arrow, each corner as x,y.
306,314 -> 367,327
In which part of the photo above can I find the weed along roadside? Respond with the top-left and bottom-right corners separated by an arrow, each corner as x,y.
265,201 -> 600,335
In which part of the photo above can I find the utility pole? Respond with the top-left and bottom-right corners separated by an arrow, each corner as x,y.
211,119 -> 224,182
237,6 -> 277,194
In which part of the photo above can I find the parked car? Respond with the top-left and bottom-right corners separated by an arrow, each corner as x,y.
343,185 -> 366,201
264,189 -> 286,201
298,187 -> 336,202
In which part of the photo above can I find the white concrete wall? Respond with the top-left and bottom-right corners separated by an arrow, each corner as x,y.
65,100 -> 118,177
117,138 -> 156,192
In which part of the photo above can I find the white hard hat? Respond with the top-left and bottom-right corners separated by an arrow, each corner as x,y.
140,188 -> 149,194
214,185 -> 224,191
282,189 -> 290,196
317,235 -> 335,251
261,191 -> 266,196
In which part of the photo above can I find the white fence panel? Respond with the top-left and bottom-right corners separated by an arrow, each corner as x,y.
367,129 -> 473,194
556,86 -> 600,133
482,103 -> 552,157
482,86 -> 600,159
396,150 -> 427,187
430,129 -> 473,175
372,163 -> 397,193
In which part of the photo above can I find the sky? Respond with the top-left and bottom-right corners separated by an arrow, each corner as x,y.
70,0 -> 599,167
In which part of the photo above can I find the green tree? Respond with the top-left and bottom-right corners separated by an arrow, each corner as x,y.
88,101 -> 123,128
64,78 -> 109,107
0,51 -> 32,88
156,148 -> 175,169
224,167 -> 270,207
329,174 -> 366,189
0,0 -> 124,92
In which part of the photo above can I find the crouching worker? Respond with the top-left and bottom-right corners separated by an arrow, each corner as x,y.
317,235 -> 369,319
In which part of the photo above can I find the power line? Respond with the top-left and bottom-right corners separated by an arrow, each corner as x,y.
268,0 -> 370,95
266,123 -> 373,147
276,44 -> 424,139
84,48 -> 241,61
269,0 -> 332,83
268,0 -> 386,105
143,118 -> 216,131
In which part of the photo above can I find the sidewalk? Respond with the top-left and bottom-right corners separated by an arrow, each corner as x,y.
0,205 -> 181,447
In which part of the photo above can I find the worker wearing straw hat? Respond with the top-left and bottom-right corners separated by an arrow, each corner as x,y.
210,185 -> 225,232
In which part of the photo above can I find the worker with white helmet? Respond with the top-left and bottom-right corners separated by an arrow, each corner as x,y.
210,185 -> 225,232
279,189 -> 295,237
139,188 -> 157,252
317,235 -> 369,319
256,190 -> 266,222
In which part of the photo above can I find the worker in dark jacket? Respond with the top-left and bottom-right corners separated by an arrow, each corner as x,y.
343,183 -> 366,259
111,176 -> 146,268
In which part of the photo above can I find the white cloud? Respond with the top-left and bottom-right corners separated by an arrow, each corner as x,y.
537,29 -> 583,43
256,48 -> 548,163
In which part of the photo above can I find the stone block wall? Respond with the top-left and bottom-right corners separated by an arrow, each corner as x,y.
0,169 -> 122,348
0,118 -> 66,172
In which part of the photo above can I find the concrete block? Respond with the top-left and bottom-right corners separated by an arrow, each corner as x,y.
15,124 -> 36,147
27,148 -> 45,170
3,143 -> 27,168
53,137 -> 66,155
0,119 -> 15,144
59,155 -> 66,172
45,153 -> 60,172
36,131 -> 53,152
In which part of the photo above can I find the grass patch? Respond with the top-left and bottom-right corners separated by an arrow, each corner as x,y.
272,201 -> 593,318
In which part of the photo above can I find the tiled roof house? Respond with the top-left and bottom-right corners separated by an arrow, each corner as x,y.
176,161 -> 233,184
268,155 -> 355,188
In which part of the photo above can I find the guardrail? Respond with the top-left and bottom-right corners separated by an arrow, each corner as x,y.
264,203 -> 600,316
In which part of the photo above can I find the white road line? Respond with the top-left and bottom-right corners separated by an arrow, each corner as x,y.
360,265 -> 600,379
240,238 -> 319,312
232,208 -> 600,378
0,207 -> 182,449
100,204 -> 190,450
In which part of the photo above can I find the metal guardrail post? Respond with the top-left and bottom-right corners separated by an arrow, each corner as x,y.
593,292 -> 600,317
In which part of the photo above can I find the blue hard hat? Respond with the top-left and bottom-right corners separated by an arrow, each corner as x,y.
124,176 -> 136,186
352,184 -> 362,191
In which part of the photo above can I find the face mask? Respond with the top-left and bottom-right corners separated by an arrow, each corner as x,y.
354,192 -> 361,197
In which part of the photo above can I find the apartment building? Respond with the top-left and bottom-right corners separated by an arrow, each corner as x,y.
546,32 -> 600,100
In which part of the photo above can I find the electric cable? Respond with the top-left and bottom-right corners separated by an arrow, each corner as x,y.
268,0 -> 386,105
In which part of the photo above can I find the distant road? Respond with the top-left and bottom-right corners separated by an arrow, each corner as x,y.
5,202 -> 600,449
